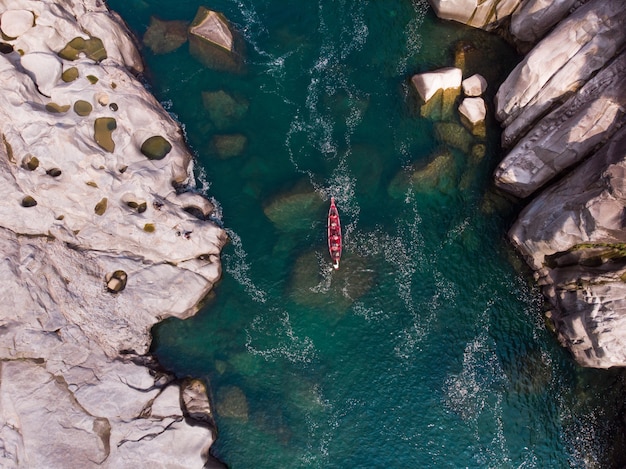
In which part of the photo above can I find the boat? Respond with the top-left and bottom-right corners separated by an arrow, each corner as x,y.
327,197 -> 342,269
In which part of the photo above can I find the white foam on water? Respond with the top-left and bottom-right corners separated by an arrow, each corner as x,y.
352,300 -> 387,322
245,309 -> 317,364
222,228 -> 268,303
396,0 -> 428,74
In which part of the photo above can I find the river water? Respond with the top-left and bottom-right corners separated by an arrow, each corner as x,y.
107,0 -> 625,467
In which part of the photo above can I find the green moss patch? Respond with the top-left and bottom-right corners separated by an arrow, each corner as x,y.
21,195 -> 37,207
143,223 -> 155,233
73,100 -> 93,116
58,36 -> 107,62
61,67 -> 79,82
94,117 -> 117,152
45,102 -> 70,113
23,155 -> 39,171
94,197 -> 108,215
140,136 -> 172,160
87,75 -> 99,84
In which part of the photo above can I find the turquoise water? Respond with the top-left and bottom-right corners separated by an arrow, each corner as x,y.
107,1 -> 626,467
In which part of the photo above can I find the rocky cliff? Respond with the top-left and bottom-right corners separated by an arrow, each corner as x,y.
427,0 -> 626,368
0,0 -> 227,467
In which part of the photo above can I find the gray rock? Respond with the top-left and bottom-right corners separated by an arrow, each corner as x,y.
496,0 -> 626,146
509,127 -> 626,367
494,50 -> 626,198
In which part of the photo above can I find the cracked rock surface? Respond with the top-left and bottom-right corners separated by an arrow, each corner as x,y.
0,0 -> 226,466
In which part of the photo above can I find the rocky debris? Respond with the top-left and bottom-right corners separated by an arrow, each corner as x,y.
458,97 -> 486,137
411,67 -> 462,120
461,74 -> 487,97
188,7 -> 244,73
0,0 -> 226,466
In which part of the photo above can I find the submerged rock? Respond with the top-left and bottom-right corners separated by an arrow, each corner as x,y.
202,89 -> 249,129
143,16 -> 189,54
210,133 -> 247,159
263,185 -> 324,231
217,386 -> 249,420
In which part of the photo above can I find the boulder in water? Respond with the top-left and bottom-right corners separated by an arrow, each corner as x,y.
411,67 -> 462,120
210,133 -> 247,159
188,7 -> 244,73
202,89 -> 249,130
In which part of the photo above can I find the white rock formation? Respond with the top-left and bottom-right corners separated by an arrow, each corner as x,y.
427,0 -> 522,29
0,0 -> 227,467
411,67 -> 462,120
509,127 -> 626,368
458,97 -> 486,124
411,67 -> 462,102
494,51 -> 626,198
495,0 -> 626,147
461,73 -> 487,97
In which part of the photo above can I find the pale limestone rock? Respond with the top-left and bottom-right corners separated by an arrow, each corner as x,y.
0,0 -> 225,466
510,0 -> 580,44
496,0 -> 626,147
461,74 -> 487,97
427,0 -> 522,29
0,9 -> 34,38
458,97 -> 486,136
494,51 -> 626,198
411,67 -> 462,120
188,7 -> 242,73
411,67 -> 462,102
509,127 -> 626,368
20,51 -> 62,96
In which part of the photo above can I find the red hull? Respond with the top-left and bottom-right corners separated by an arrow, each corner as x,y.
327,197 -> 342,269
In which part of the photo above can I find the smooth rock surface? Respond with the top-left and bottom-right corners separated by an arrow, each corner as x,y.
495,0 -> 626,147
461,73 -> 487,97
458,97 -> 486,136
494,50 -> 626,198
509,127 -> 626,368
427,0 -> 522,29
0,0 -> 226,466
0,8 -> 33,37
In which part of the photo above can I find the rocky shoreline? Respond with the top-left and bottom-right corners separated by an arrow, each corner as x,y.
426,0 -> 626,368
0,0 -> 227,467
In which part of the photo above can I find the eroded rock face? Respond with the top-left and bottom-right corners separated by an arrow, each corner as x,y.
494,50 -> 626,198
428,0 -> 626,368
509,127 -> 626,368
495,1 -> 626,147
0,0 -> 226,466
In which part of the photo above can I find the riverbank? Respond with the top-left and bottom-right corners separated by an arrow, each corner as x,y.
0,1 -> 225,466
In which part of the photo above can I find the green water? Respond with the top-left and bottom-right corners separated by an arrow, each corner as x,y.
107,1 -> 626,467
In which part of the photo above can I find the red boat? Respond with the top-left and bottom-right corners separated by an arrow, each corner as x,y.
327,197 -> 342,269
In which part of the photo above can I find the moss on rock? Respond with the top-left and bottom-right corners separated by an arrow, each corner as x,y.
94,197 -> 108,215
61,67 -> 79,82
140,136 -> 172,160
58,36 -> 107,62
94,117 -> 117,152
45,102 -> 70,113
73,100 -> 93,116
21,195 -> 37,207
